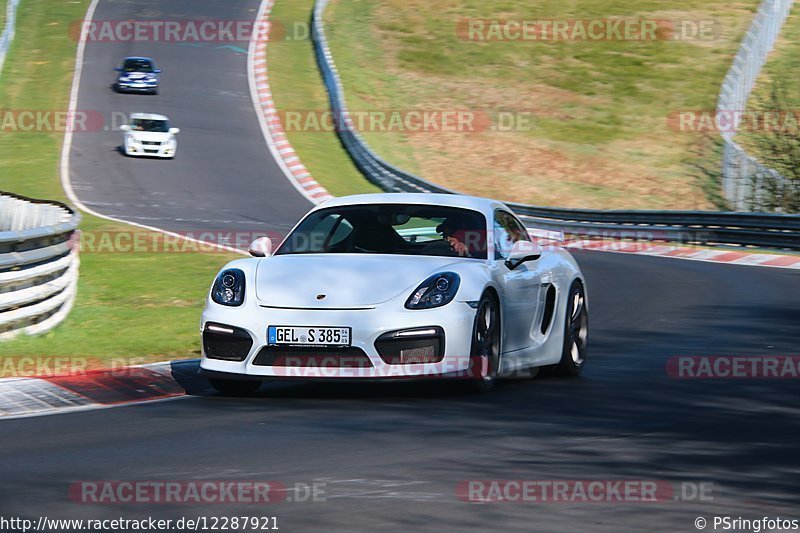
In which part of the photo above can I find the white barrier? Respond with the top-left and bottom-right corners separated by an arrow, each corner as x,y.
0,192 -> 81,340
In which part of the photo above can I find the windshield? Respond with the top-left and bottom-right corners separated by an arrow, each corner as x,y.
122,59 -> 155,73
276,204 -> 487,259
131,119 -> 170,133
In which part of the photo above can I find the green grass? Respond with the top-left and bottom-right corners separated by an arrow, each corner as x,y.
748,10 -> 800,107
0,0 -> 236,363
316,0 -> 760,209
268,0 -> 380,196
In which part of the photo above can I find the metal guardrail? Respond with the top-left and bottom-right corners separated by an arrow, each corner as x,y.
717,0 -> 794,210
311,0 -> 800,250
0,0 -> 20,74
0,191 -> 81,340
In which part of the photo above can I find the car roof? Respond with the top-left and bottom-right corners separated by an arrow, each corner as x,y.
316,193 -> 512,218
129,113 -> 169,121
123,57 -> 155,62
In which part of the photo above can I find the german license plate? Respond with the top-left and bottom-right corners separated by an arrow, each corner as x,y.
268,326 -> 351,347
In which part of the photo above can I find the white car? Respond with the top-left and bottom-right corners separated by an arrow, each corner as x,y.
199,193 -> 588,393
120,113 -> 179,158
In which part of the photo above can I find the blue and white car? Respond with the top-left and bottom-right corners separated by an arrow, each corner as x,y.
114,57 -> 161,94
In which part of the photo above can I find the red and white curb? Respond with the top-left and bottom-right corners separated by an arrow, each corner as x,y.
0,361 -> 196,420
248,0 -> 334,205
530,230 -> 800,269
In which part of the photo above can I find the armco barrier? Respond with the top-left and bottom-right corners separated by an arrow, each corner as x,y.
311,0 -> 800,249
0,192 -> 81,340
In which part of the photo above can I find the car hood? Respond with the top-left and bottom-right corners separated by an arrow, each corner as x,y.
126,131 -> 172,142
121,72 -> 157,80
255,254 -> 468,308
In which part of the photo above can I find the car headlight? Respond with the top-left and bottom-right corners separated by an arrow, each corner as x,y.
405,272 -> 460,309
211,269 -> 246,306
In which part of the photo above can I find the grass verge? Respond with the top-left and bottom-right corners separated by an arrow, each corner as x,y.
0,0 -> 236,365
268,0 -> 380,196
317,0 -> 760,209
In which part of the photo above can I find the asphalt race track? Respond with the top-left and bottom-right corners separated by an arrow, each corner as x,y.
68,0 -> 311,235
1,0 -> 799,530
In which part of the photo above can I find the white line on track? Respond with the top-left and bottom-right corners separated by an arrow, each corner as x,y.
59,0 -> 247,256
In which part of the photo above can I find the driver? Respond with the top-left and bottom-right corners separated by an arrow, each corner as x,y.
436,217 -> 473,257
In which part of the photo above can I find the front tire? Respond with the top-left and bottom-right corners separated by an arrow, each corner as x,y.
553,280 -> 588,376
467,292 -> 501,392
209,378 -> 262,396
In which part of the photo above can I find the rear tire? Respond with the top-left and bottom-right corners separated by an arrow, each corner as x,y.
553,280 -> 588,376
209,378 -> 262,396
467,292 -> 501,392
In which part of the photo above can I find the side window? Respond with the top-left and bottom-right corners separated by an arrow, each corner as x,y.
494,211 -> 529,259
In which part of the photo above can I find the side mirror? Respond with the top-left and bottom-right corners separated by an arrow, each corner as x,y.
114,67 -> 122,71
169,127 -> 180,134
249,237 -> 273,257
120,124 -> 131,132
154,68 -> 162,73
505,240 -> 541,270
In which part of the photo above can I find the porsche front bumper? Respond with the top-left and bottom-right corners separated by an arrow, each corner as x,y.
199,301 -> 478,380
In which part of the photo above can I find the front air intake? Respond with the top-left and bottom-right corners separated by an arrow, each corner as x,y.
374,327 -> 445,364
202,323 -> 253,361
